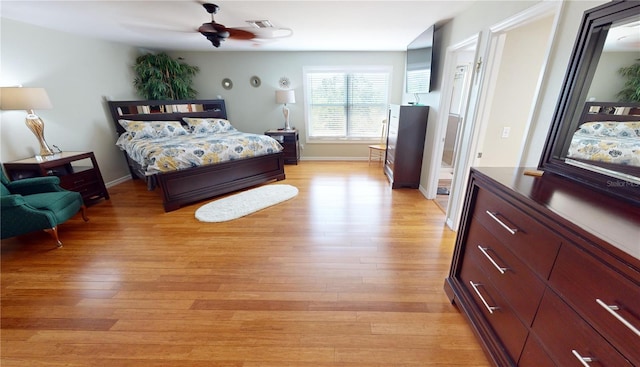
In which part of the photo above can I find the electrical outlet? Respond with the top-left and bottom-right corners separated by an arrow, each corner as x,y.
501,127 -> 511,138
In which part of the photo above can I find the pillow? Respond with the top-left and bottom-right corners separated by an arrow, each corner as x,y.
576,121 -> 640,139
118,120 -> 189,139
183,118 -> 236,134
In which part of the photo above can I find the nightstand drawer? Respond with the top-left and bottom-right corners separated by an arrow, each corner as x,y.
549,244 -> 640,364
59,168 -> 98,191
532,289 -> 633,367
473,187 -> 561,279
460,252 -> 528,361
465,219 -> 546,326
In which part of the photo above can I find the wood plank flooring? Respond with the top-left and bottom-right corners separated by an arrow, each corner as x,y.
1,161 -> 490,366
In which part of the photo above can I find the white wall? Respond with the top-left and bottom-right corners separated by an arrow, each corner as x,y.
478,15 -> 554,167
0,19 -> 138,184
588,51 -> 638,101
520,0 -> 608,167
415,1 -> 541,190
169,50 -> 406,160
1,0 -> 612,188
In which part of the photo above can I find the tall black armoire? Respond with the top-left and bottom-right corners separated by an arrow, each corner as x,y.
384,104 -> 429,189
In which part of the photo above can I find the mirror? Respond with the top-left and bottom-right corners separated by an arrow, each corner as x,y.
540,1 -> 640,204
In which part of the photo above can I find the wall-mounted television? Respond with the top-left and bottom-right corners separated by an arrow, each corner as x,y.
406,25 -> 435,94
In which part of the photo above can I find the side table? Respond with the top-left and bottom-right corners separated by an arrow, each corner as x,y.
3,151 -> 109,205
265,129 -> 300,164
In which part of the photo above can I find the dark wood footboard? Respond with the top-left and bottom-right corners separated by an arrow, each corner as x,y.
156,153 -> 285,212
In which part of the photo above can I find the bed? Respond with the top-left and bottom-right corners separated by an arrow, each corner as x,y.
108,99 -> 286,212
566,101 -> 640,176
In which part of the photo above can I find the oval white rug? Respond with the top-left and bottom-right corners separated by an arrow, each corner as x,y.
195,184 -> 298,222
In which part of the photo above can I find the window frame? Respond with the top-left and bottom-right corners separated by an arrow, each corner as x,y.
303,65 -> 393,143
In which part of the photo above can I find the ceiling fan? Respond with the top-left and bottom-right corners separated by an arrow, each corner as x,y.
198,3 -> 292,48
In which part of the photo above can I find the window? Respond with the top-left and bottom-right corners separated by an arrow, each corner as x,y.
304,67 -> 391,141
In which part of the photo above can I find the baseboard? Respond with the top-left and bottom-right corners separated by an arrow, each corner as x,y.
105,175 -> 131,188
300,157 -> 369,161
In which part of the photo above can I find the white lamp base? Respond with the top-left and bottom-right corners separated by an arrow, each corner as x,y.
282,105 -> 292,130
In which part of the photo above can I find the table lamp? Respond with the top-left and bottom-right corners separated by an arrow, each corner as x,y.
0,87 -> 54,156
275,89 -> 295,130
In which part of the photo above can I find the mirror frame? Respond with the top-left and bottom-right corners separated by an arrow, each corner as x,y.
539,0 -> 640,205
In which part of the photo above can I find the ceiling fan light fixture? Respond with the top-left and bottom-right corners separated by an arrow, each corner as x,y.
198,3 -> 291,48
246,20 -> 274,29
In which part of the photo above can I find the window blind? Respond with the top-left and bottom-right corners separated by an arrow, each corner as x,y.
305,69 -> 390,140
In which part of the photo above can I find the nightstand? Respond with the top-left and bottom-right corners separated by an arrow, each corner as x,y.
265,129 -> 300,164
3,151 -> 109,205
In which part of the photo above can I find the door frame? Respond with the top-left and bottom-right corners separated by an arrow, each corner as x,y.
425,34 -> 480,199
441,1 -> 563,231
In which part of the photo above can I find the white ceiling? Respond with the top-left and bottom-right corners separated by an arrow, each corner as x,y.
0,0 -> 477,52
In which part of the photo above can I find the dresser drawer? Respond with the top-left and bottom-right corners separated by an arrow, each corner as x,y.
519,334 -> 555,367
549,244 -> 640,364
460,253 -> 528,361
473,187 -> 561,279
532,289 -> 633,367
465,220 -> 546,326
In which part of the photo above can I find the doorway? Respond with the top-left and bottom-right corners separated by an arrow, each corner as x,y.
431,35 -> 479,213
438,2 -> 561,229
435,55 -> 474,213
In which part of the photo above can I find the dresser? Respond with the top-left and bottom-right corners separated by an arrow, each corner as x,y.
265,129 -> 300,164
384,105 -> 429,189
3,151 -> 109,205
444,167 -> 640,366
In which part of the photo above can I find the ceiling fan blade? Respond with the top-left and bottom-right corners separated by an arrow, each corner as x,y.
227,28 -> 256,40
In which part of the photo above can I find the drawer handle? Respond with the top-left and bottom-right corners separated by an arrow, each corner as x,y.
596,298 -> 640,336
571,350 -> 595,366
477,246 -> 508,274
469,281 -> 499,314
485,211 -> 518,235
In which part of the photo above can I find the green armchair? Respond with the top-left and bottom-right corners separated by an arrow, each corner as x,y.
1,170 -> 88,247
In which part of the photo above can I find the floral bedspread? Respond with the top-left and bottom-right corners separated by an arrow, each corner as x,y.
567,121 -> 640,167
116,128 -> 283,175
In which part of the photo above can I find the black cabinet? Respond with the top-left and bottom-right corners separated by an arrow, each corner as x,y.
384,105 -> 429,189
265,129 -> 300,165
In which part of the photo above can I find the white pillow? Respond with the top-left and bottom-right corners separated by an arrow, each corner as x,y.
118,120 -> 189,139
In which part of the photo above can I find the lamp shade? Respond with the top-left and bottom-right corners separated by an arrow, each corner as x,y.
0,87 -> 53,111
275,89 -> 295,104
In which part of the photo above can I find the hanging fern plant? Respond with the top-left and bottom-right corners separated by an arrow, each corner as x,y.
616,59 -> 640,102
133,53 -> 200,100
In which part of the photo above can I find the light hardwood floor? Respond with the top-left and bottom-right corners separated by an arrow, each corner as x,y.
1,161 -> 490,367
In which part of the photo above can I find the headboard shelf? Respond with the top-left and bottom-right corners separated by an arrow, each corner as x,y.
108,99 -> 227,135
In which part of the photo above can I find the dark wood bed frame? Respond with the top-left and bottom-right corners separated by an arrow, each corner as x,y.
107,99 -> 285,212
570,101 -> 640,178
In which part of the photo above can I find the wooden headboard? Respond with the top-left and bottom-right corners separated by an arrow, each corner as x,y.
107,99 -> 227,136
579,101 -> 640,124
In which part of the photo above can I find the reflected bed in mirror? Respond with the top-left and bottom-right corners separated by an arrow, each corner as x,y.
565,102 -> 640,182
540,1 -> 640,204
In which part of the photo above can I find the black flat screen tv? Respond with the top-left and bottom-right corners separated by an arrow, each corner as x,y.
406,25 -> 435,94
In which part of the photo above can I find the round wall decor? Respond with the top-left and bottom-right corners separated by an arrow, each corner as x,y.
279,76 -> 291,89
250,76 -> 261,87
221,78 -> 233,90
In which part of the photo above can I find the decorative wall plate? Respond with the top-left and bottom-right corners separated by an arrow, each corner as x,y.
279,76 -> 291,89
250,76 -> 261,87
222,78 -> 233,90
